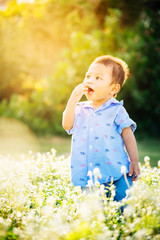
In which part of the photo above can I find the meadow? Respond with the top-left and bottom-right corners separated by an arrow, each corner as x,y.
0,143 -> 160,239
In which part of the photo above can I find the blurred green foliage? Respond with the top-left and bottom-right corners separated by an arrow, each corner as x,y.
0,0 -> 160,136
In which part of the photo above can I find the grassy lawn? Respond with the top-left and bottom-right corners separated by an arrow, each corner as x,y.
137,137 -> 160,167
39,135 -> 71,157
39,135 -> 160,167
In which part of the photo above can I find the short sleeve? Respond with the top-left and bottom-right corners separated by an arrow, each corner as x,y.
65,104 -> 80,135
114,105 -> 136,134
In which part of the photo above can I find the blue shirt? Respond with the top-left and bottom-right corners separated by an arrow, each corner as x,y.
67,98 -> 136,187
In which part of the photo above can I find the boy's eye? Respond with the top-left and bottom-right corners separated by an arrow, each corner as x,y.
96,76 -> 101,80
85,75 -> 90,78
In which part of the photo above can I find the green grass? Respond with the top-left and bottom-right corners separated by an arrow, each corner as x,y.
38,135 -> 71,156
137,137 -> 160,167
38,135 -> 160,167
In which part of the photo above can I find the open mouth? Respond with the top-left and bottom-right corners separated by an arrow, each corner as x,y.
87,87 -> 94,95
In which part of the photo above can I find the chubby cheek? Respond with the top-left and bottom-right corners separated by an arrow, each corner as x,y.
96,87 -> 107,95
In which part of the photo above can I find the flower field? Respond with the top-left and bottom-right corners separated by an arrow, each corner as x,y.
0,150 -> 160,240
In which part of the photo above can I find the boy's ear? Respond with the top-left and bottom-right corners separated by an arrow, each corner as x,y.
111,83 -> 121,95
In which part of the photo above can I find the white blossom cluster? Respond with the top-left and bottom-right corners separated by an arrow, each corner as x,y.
0,153 -> 160,239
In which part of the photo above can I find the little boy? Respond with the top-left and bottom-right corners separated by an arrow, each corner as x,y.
62,55 -> 140,201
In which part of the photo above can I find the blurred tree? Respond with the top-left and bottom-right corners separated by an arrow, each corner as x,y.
0,0 -> 160,136
92,0 -> 160,27
0,0 -> 97,100
130,8 -> 160,136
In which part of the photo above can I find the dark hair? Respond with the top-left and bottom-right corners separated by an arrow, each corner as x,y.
92,55 -> 130,88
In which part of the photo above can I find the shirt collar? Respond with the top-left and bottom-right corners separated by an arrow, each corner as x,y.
82,98 -> 123,111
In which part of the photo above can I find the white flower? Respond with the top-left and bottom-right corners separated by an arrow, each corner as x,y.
79,202 -> 92,220
37,152 -> 41,157
125,189 -> 131,196
17,211 -> 22,218
111,189 -> 115,197
124,205 -> 135,218
21,154 -> 25,161
93,167 -> 102,179
158,160 -> 160,168
144,156 -> 150,162
134,229 -> 146,239
100,184 -> 105,192
51,148 -> 56,156
95,180 -> 100,187
87,180 -> 93,187
147,206 -> 152,215
121,165 -> 127,174
6,218 -> 12,225
87,170 -> 92,179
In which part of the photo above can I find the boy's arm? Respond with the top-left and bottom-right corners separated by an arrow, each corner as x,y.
121,127 -> 140,181
62,83 -> 87,131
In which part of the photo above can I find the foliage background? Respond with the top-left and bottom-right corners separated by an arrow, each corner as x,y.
0,0 -> 160,136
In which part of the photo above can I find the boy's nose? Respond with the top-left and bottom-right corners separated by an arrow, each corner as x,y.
84,77 -> 93,84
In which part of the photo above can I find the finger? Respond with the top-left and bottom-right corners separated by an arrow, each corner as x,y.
83,90 -> 88,94
83,86 -> 89,93
128,167 -> 133,176
134,169 -> 140,177
84,86 -> 89,90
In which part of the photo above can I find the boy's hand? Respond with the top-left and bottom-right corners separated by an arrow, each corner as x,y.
129,162 -> 140,181
71,83 -> 88,103
62,83 -> 88,130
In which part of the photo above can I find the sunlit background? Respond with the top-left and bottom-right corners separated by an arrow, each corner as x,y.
0,0 -> 160,163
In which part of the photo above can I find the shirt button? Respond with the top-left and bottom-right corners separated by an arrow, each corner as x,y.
89,162 -> 92,166
89,145 -> 93,149
90,128 -> 93,132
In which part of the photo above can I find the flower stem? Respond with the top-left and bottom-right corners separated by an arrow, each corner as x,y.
124,173 -> 130,189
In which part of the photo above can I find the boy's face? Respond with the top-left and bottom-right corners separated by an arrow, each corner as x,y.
84,63 -> 117,107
